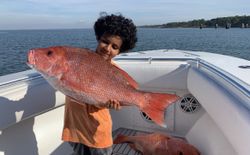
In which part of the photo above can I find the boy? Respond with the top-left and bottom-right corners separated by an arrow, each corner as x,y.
62,13 -> 137,155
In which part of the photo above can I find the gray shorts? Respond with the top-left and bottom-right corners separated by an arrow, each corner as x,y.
69,142 -> 112,155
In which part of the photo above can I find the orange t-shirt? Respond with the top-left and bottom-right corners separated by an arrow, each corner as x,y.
62,96 -> 113,148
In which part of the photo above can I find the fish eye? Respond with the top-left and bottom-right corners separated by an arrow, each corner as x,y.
47,50 -> 53,56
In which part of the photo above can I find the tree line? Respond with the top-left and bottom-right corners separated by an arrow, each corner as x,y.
140,15 -> 250,28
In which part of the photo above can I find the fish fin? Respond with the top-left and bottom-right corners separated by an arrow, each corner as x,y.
113,134 -> 128,144
141,93 -> 179,127
112,63 -> 139,89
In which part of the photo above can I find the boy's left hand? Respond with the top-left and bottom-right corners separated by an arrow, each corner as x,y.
105,99 -> 121,110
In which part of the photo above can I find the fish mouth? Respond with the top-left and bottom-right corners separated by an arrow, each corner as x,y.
27,49 -> 36,66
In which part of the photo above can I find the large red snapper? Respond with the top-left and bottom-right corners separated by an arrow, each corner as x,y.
114,133 -> 200,155
27,46 -> 179,127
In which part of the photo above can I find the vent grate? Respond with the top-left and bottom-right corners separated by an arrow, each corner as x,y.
140,112 -> 153,123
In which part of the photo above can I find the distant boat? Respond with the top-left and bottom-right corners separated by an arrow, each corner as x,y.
226,23 -> 231,29
199,24 -> 203,29
215,24 -> 219,28
242,23 -> 245,28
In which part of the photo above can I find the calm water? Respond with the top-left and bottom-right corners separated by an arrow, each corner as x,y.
0,28 -> 250,76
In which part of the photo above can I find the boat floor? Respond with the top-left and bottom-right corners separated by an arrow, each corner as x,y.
112,128 -> 146,155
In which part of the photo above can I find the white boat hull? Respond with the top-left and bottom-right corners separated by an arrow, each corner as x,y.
0,49 -> 249,155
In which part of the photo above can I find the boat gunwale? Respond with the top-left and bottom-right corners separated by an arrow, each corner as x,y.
114,57 -> 250,100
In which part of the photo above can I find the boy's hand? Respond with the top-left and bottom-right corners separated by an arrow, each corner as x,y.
105,99 -> 121,110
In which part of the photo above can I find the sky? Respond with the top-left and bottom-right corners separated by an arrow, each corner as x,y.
0,0 -> 250,30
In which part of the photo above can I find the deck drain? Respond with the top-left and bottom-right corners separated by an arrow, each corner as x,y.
179,94 -> 200,113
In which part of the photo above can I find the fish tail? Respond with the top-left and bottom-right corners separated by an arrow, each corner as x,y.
113,134 -> 128,144
141,93 -> 179,127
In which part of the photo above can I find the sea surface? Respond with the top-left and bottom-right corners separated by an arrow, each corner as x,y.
0,28 -> 250,76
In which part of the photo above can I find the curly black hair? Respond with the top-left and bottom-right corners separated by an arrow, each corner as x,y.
94,13 -> 137,53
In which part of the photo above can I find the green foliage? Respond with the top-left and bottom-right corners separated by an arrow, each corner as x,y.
139,15 -> 250,28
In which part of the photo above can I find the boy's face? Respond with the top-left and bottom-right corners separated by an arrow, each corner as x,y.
96,34 -> 123,62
